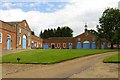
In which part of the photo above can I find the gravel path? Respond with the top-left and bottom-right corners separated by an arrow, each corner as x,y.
2,51 -> 119,78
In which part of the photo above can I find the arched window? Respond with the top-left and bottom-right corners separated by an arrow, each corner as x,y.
63,43 -> 66,48
57,43 -> 60,48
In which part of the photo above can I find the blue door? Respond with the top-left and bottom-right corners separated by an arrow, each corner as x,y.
83,43 -> 90,49
22,38 -> 26,49
69,43 -> 72,49
101,43 -> 104,49
77,42 -> 82,49
7,37 -> 11,50
83,41 -> 90,49
92,42 -> 96,49
43,44 -> 49,49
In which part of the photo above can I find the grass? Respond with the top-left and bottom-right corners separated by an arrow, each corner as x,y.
0,57 -> 1,63
2,49 -> 115,64
103,53 -> 120,63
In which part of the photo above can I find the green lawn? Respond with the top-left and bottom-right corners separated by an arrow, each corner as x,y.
0,57 -> 1,63
2,49 -> 115,64
103,53 -> 120,63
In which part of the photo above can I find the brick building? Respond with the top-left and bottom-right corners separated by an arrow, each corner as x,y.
43,25 -> 108,49
0,20 -> 109,54
43,37 -> 75,49
43,31 -> 108,49
0,20 -> 42,53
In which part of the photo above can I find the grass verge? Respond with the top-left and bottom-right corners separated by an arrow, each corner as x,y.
103,53 -> 120,63
2,49 -> 115,64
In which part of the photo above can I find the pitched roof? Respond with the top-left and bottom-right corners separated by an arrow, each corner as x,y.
6,21 -> 21,27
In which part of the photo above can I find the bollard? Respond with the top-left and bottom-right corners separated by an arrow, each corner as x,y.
17,58 -> 20,63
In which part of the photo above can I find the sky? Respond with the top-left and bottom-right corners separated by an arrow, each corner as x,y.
0,0 -> 119,37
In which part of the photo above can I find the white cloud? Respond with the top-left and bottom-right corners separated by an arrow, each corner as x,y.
2,2 -> 16,9
0,0 -> 119,37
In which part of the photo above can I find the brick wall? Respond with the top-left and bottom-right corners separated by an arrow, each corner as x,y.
31,35 -> 43,48
43,32 -> 108,49
0,28 -> 16,52
43,37 -> 75,49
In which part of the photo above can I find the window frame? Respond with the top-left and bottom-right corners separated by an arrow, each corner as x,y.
0,33 -> 2,43
63,43 -> 66,48
19,28 -> 22,33
19,36 -> 21,45
78,38 -> 80,41
57,43 -> 60,48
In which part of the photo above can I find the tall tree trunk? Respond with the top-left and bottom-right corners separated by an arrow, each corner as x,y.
111,43 -> 113,49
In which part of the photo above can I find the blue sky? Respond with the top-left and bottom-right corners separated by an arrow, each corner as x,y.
1,2 -> 68,12
0,0 -> 119,36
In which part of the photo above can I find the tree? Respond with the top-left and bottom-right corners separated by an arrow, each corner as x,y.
39,26 -> 73,39
98,8 -> 120,49
56,27 -> 61,37
39,30 -> 43,38
88,26 -> 104,49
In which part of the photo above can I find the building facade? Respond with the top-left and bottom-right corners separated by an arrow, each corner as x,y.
0,20 -> 109,54
43,32 -> 108,49
0,20 -> 42,53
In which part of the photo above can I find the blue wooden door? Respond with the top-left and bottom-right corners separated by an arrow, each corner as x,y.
43,44 -> 49,49
83,43 -> 90,49
77,42 -> 82,49
101,43 -> 104,49
22,38 -> 26,49
92,42 -> 96,49
69,43 -> 72,49
7,38 -> 11,50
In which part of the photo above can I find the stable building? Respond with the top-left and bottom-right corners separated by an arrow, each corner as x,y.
43,37 -> 75,49
43,25 -> 108,49
0,20 -> 42,53
0,19 -> 109,53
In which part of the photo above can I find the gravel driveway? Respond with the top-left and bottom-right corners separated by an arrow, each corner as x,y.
2,51 -> 119,78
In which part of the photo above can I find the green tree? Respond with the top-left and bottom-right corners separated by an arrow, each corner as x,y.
88,26 -> 104,49
39,30 -> 43,38
56,27 -> 61,37
40,26 -> 73,39
98,8 -> 120,49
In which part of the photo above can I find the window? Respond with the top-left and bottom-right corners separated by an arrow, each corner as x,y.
78,38 -> 80,41
19,28 -> 21,33
69,43 -> 72,45
25,23 -> 27,26
63,43 -> 66,48
37,42 -> 39,47
28,37 -> 30,46
0,33 -> 1,43
57,43 -> 60,48
19,37 -> 21,45
92,37 -> 95,41
28,32 -> 30,36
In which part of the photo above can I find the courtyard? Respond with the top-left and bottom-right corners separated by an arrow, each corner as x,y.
1,49 -> 119,78
2,50 -> 119,78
